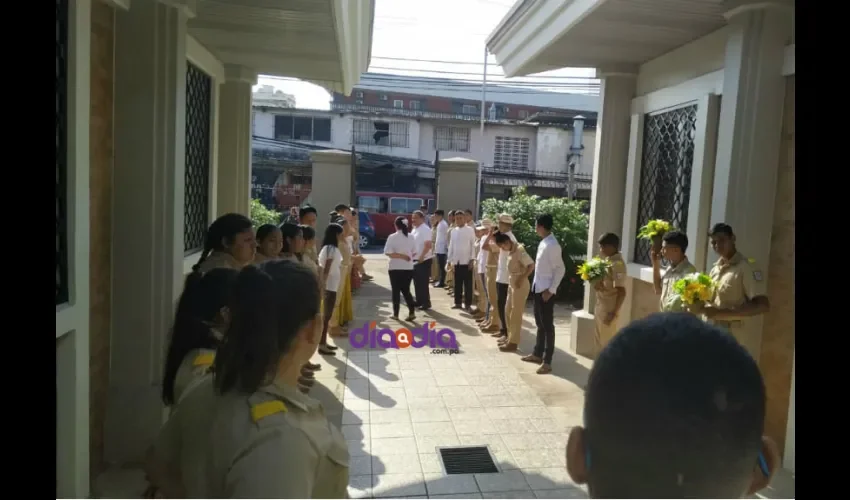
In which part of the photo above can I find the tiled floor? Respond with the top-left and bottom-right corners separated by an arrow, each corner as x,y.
92,252 -> 795,499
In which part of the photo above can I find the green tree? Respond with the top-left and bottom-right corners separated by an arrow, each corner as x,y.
481,187 -> 588,300
250,199 -> 282,228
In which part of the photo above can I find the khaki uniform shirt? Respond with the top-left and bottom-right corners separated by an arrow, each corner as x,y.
253,253 -> 276,266
507,245 -> 534,289
659,258 -> 698,312
595,252 -> 627,314
198,251 -> 243,274
173,349 -> 216,406
206,382 -> 350,498
708,252 -> 766,327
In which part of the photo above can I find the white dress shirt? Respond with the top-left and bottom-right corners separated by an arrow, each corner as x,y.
495,231 -> 518,284
411,223 -> 433,262
434,220 -> 449,254
532,233 -> 566,294
447,225 -> 476,265
384,231 -> 415,271
477,237 -> 489,273
318,245 -> 343,292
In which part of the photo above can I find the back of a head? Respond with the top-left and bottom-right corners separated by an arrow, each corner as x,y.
213,260 -> 320,395
299,205 -> 317,220
585,313 -> 765,498
162,268 -> 239,405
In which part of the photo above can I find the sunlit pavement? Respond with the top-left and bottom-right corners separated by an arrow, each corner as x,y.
92,251 -> 795,498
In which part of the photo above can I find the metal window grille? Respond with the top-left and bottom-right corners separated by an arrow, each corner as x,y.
183,63 -> 212,254
352,119 -> 409,148
434,126 -> 470,152
493,136 -> 530,170
633,105 -> 698,265
56,0 -> 69,305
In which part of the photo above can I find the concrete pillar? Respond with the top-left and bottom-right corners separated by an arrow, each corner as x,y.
570,71 -> 636,359
709,0 -> 792,362
310,149 -> 355,222
437,157 -> 479,212
107,0 -> 190,464
217,64 -> 256,217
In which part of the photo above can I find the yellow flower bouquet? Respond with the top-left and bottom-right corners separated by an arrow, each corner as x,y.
672,272 -> 715,305
637,219 -> 674,253
577,257 -> 611,283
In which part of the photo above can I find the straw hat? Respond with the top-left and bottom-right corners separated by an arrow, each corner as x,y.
498,213 -> 514,225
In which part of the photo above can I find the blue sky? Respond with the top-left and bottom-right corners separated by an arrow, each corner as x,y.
254,0 -> 596,109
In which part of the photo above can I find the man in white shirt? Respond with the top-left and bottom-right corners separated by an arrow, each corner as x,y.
490,213 -> 518,340
522,214 -> 566,374
432,209 -> 450,288
411,210 -> 433,310
447,209 -> 476,311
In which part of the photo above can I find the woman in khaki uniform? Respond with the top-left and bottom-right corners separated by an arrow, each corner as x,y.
494,232 -> 534,352
277,222 -> 318,393
478,228 -> 502,332
209,260 -> 348,498
194,213 -> 256,274
254,224 -> 282,265
145,267 -> 238,497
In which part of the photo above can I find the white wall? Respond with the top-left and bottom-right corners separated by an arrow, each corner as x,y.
416,121 -> 538,168
535,126 -> 570,173
332,114 -> 422,159
636,26 -> 729,97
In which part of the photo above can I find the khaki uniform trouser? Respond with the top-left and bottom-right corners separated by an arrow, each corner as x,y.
506,282 -> 530,345
485,267 -> 501,329
593,301 -> 619,357
328,265 -> 348,328
475,272 -> 487,312
712,320 -> 759,360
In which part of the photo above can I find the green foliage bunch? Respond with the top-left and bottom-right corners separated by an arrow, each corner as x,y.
250,199 -> 282,229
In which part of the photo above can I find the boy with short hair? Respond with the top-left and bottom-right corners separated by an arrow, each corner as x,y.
567,312 -> 779,498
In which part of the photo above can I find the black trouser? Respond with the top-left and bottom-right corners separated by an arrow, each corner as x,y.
436,253 -> 448,286
321,290 -> 337,344
413,259 -> 432,309
453,264 -> 473,307
533,292 -> 556,364
388,269 -> 416,317
496,283 -> 509,335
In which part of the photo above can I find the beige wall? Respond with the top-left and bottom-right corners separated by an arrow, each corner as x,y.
88,0 -> 114,478
636,27 -> 729,96
760,76 -> 795,455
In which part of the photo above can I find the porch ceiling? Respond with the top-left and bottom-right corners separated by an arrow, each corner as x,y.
188,0 -> 374,94
487,0 -> 728,77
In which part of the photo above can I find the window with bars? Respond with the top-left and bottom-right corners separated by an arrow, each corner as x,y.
183,63 -> 213,254
275,115 -> 332,142
353,119 -> 409,148
434,126 -> 470,152
409,100 -> 421,110
493,136 -> 530,170
633,105 -> 698,265
56,0 -> 69,306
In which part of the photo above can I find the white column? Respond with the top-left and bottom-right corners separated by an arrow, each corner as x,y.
710,0 -> 792,263
217,64 -> 257,217
570,71 -> 636,358
709,0 -> 792,361
107,0 -> 190,464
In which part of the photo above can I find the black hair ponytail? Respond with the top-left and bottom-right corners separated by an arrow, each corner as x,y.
194,213 -> 253,272
162,268 -> 238,405
213,260 -> 320,395
394,216 -> 409,237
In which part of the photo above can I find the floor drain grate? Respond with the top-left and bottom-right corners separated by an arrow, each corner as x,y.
438,446 -> 499,475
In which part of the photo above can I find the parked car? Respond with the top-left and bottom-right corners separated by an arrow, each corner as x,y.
359,211 -> 376,249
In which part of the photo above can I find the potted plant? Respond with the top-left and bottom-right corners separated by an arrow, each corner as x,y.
637,219 -> 673,254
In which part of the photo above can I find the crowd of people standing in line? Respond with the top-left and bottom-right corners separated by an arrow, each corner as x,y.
383,208 -> 567,374
141,200 -> 782,499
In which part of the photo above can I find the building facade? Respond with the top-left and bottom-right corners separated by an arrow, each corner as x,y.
252,79 -> 601,208
487,0 -> 795,472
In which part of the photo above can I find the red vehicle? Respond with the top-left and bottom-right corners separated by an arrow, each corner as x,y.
357,191 -> 436,241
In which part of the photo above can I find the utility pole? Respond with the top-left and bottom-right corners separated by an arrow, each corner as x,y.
475,47 -> 488,220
